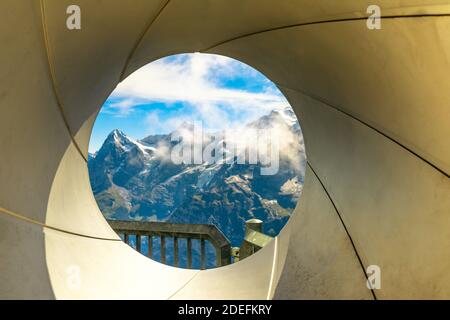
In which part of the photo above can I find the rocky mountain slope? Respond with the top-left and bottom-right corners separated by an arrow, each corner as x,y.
88,107 -> 305,247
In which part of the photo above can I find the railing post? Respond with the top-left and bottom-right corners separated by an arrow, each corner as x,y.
239,218 -> 273,260
246,218 -> 263,255
173,236 -> 179,267
136,234 -> 141,253
200,237 -> 206,270
187,238 -> 192,269
148,235 -> 153,258
246,218 -> 263,233
108,220 -> 233,270
160,235 -> 166,264
215,246 -> 221,267
221,244 -> 232,266
216,244 -> 232,267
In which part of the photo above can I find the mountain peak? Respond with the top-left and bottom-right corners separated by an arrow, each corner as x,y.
273,106 -> 298,127
103,129 -> 129,148
111,128 -> 126,138
104,129 -> 157,156
104,129 -> 134,149
246,106 -> 297,130
105,129 -> 127,142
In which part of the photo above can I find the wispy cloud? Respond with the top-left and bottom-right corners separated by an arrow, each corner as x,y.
145,110 -> 193,133
103,53 -> 288,130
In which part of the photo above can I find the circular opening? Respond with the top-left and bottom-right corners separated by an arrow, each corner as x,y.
88,53 -> 306,269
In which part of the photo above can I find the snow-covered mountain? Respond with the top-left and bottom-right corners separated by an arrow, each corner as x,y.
88,107 -> 306,247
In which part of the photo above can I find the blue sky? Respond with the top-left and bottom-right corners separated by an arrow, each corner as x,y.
89,53 -> 289,153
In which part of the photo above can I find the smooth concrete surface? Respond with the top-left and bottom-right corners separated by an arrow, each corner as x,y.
42,0 -> 168,157
284,90 -> 450,299
0,0 -> 449,299
44,228 -> 198,300
0,213 -> 54,299
274,167 -> 373,300
0,0 -> 73,223
124,0 -> 450,78
170,235 -> 277,300
46,142 -> 119,239
209,16 -> 450,174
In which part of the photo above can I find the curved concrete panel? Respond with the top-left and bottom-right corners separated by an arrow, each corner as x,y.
41,0 -> 168,157
0,0 -> 449,299
283,91 -> 450,298
208,16 -> 450,174
274,167 -> 373,300
44,228 -> 198,300
0,214 -> 54,299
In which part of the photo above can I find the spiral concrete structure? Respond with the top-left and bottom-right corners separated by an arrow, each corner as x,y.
0,0 -> 449,299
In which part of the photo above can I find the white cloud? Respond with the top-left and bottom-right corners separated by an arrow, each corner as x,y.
145,110 -> 193,134
106,53 -> 288,128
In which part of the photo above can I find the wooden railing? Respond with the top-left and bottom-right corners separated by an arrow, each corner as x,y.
107,220 -> 232,269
